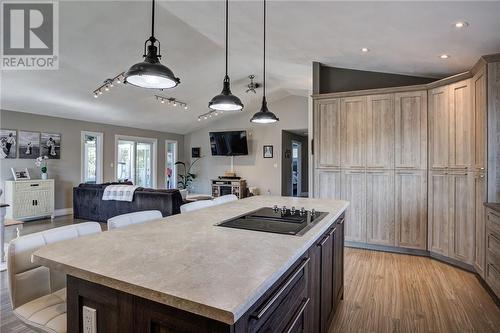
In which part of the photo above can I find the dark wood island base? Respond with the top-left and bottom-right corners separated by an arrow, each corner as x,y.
67,215 -> 345,333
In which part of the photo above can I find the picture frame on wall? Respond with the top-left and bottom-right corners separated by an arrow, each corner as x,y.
263,145 -> 273,158
11,167 -> 30,181
40,132 -> 61,159
18,131 -> 41,159
192,147 -> 201,158
0,129 -> 17,159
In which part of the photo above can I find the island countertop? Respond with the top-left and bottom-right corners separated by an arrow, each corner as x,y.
32,196 -> 348,325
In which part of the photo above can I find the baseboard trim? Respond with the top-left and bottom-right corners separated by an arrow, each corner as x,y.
345,241 -> 429,257
54,208 -> 73,217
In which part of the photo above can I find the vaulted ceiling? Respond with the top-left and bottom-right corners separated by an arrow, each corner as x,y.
2,1 -> 500,134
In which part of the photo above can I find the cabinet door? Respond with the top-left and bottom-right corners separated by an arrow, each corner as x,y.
449,80 -> 473,170
319,231 -> 334,333
472,68 -> 487,171
314,170 -> 341,199
366,94 -> 394,169
366,170 -> 395,246
474,173 -> 487,276
340,97 -> 366,168
341,170 -> 366,242
333,219 -> 344,308
314,99 -> 341,168
428,171 -> 450,255
449,172 -> 475,264
394,91 -> 427,169
395,170 -> 427,250
429,86 -> 449,170
33,189 -> 54,216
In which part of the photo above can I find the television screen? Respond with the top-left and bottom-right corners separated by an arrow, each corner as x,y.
209,131 -> 249,156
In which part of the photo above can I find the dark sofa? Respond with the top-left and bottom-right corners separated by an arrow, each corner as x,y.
73,182 -> 183,222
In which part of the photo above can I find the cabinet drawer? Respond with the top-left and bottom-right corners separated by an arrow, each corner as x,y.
14,181 -> 53,191
248,257 -> 309,333
485,263 -> 500,296
487,232 -> 500,257
487,212 -> 500,235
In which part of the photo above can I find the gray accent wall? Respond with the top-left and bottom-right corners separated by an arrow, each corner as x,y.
183,95 -> 308,196
0,110 -> 184,210
316,62 -> 438,94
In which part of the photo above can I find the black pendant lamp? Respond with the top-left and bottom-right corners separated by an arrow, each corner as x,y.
125,0 -> 180,89
250,0 -> 279,124
208,0 -> 244,111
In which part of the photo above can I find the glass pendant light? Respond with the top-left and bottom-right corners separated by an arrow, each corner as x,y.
125,0 -> 180,89
208,0 -> 244,111
251,0 -> 279,124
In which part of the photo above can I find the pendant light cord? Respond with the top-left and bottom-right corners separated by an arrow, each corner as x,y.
225,0 -> 229,76
151,0 -> 155,38
263,0 -> 266,97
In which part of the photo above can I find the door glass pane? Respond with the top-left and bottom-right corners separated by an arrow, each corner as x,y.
117,140 -> 134,182
166,142 -> 177,189
83,134 -> 97,183
136,142 -> 152,187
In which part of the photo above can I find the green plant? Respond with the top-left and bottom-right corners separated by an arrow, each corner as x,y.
175,157 -> 202,190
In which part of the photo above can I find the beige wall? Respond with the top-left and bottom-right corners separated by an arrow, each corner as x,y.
183,95 -> 308,195
0,110 -> 184,210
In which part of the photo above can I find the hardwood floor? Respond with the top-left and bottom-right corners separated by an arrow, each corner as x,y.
1,218 -> 499,333
329,248 -> 500,333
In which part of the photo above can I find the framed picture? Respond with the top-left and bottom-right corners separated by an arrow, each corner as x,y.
18,131 -> 40,159
192,147 -> 201,158
40,132 -> 61,159
11,167 -> 30,181
263,145 -> 273,158
0,129 -> 17,159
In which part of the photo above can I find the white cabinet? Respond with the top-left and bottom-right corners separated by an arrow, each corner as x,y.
4,180 -> 55,220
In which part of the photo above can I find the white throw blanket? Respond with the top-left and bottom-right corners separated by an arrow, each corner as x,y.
102,185 -> 139,202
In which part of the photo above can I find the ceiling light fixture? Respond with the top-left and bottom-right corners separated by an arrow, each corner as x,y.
198,109 -> 222,121
250,0 -> 279,124
208,0 -> 244,111
155,95 -> 188,109
92,72 -> 124,98
440,54 -> 450,59
124,0 -> 180,89
361,47 -> 370,53
454,21 -> 469,28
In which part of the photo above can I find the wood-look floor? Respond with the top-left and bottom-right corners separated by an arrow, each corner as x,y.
329,248 -> 500,333
1,217 -> 499,332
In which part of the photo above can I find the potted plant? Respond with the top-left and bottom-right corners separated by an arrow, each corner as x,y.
35,156 -> 49,179
175,157 -> 202,200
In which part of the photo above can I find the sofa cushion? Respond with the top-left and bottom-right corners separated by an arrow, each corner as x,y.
14,288 -> 67,333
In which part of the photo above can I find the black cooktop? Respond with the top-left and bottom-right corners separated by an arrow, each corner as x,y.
217,207 -> 328,236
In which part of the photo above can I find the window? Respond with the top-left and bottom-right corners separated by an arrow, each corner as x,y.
115,135 -> 157,187
165,140 -> 178,189
81,131 -> 103,184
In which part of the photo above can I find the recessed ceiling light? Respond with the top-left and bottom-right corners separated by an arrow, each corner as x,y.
454,21 -> 469,28
440,54 -> 450,59
361,47 -> 370,53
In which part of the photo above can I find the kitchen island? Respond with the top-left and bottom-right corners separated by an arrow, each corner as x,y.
33,196 -> 348,333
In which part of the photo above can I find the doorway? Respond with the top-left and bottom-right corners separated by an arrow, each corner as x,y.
281,130 -> 309,197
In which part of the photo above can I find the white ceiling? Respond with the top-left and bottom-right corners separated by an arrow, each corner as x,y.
2,1 -> 500,134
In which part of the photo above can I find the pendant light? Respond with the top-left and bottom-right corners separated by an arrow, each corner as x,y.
208,0 -> 244,111
250,0 -> 279,124
124,0 -> 180,89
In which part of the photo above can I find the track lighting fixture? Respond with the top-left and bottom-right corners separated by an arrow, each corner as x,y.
155,95 -> 188,109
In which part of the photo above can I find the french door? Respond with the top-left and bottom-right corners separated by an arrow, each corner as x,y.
116,136 -> 157,188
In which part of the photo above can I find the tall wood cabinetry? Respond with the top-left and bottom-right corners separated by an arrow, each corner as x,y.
314,90 -> 427,250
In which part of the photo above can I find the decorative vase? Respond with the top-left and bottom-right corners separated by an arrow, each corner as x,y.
41,173 -> 48,180
179,189 -> 188,201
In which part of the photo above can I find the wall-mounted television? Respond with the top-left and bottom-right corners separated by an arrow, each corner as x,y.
209,130 -> 249,156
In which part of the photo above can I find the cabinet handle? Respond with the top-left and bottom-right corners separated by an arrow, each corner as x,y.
30,184 -> 40,187
35,200 -> 38,205
252,257 -> 310,320
480,175 -> 485,178
319,235 -> 330,246
328,227 -> 337,236
32,200 -> 35,206
480,167 -> 485,170
284,298 -> 310,333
